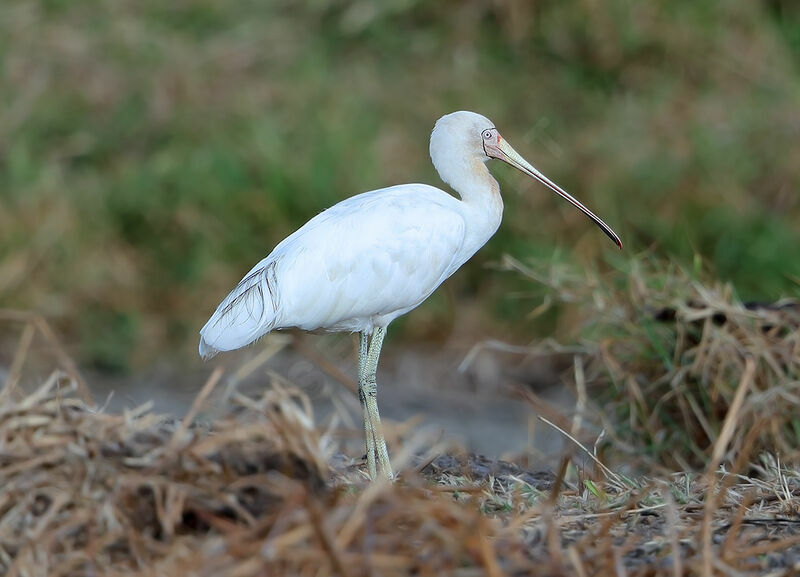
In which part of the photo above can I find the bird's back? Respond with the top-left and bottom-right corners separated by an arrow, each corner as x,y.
199,184 -> 468,357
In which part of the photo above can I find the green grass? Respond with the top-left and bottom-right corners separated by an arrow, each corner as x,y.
1,0 -> 799,368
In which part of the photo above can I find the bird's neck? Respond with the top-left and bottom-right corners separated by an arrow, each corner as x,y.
449,159 -> 504,255
451,157 -> 503,216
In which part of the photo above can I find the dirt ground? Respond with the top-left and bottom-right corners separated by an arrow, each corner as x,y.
85,335 -> 575,464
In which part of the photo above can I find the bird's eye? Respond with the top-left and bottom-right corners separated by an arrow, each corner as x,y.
482,130 -> 493,140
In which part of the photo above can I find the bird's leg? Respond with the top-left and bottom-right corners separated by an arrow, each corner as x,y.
358,332 -> 378,479
364,327 -> 393,479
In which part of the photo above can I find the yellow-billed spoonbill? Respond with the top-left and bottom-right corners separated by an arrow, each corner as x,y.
199,111 -> 621,480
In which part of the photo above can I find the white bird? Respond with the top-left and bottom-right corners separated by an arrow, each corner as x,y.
199,111 -> 621,480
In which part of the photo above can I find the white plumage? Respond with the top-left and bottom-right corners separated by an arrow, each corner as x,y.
199,111 -> 621,479
199,185 -> 472,357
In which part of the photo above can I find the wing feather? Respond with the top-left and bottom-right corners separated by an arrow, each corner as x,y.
199,184 -> 468,357
198,258 -> 281,358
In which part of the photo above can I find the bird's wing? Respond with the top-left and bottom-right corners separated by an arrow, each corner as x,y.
198,255 -> 282,358
199,184 -> 467,356
272,185 -> 467,331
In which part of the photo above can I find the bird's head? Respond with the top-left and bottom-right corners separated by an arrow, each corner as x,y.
430,110 -> 622,249
430,111 -> 494,168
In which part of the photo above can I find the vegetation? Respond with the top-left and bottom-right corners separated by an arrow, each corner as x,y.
2,249 -> 800,574
505,255 -> 800,469
1,0 -> 799,369
3,3 -> 800,571
3,362 -> 800,576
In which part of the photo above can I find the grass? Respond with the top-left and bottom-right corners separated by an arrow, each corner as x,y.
3,364 -> 800,575
2,4 -> 800,566
2,255 -> 800,574
1,0 -> 800,369
504,255 -> 800,470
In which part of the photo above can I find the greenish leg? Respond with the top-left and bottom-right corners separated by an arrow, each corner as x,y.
358,332 -> 377,479
363,327 -> 393,479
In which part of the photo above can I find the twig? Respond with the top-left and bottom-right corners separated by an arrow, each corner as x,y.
306,494 -> 354,577
702,356 -> 757,577
0,309 -> 92,403
170,366 -> 223,449
557,502 -> 668,522
292,334 -> 358,395
539,415 -> 624,487
1,321 -> 35,400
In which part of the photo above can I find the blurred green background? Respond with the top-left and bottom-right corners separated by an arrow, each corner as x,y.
1,0 -> 799,371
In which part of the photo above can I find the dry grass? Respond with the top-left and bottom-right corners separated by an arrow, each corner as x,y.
2,253 -> 800,575
503,256 -> 800,471
2,369 -> 800,575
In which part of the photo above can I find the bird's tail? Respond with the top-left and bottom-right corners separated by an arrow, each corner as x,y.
198,337 -> 221,360
198,260 -> 280,358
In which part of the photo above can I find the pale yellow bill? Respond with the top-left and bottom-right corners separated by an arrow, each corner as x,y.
496,138 -> 622,249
